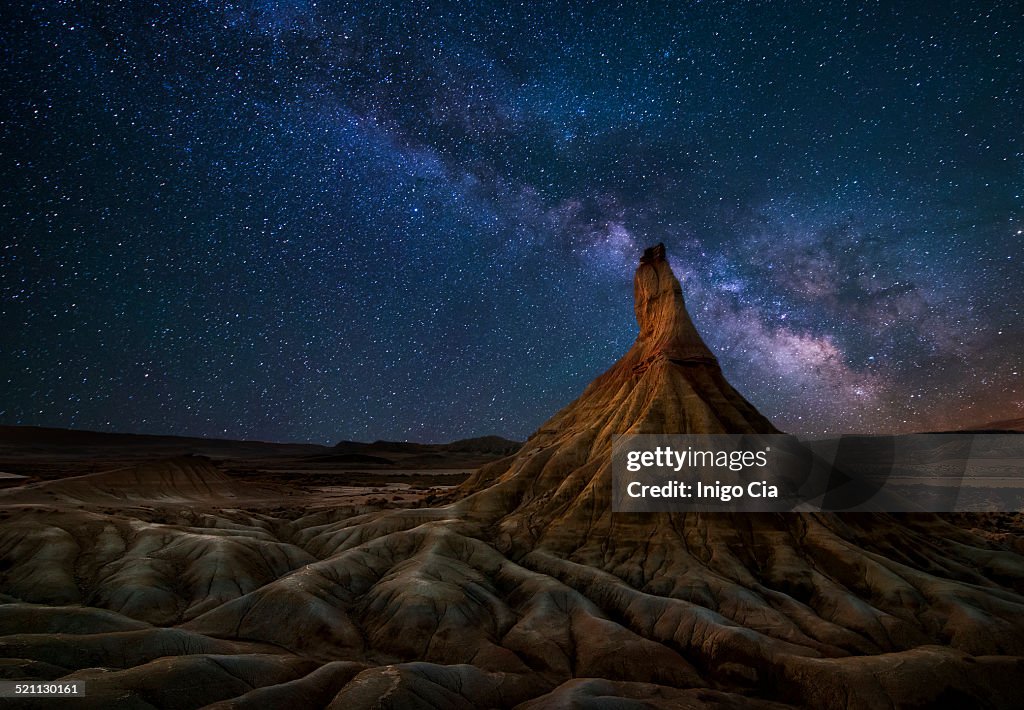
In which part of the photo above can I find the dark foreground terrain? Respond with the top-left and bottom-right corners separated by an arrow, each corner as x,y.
2,426 -> 1022,709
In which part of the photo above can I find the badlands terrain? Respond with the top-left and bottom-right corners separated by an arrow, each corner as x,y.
1,245 -> 1023,708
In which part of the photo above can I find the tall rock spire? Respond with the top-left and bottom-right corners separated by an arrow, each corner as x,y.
456,244 -> 777,550
633,242 -> 717,366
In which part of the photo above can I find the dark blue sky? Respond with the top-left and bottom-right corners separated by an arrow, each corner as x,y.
2,1 -> 1021,443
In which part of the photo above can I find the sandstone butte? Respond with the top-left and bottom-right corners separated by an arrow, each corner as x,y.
0,245 -> 1022,708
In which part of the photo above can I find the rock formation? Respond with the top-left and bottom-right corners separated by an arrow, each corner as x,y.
1,245 -> 1022,708
457,242 -> 777,554
0,457 -> 271,505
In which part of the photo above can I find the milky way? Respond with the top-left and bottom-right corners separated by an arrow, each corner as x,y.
1,2 -> 1021,442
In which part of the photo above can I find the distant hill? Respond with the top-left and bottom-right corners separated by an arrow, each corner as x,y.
445,435 -> 522,454
333,435 -> 521,456
0,425 -> 328,459
0,425 -> 520,468
965,416 -> 1024,433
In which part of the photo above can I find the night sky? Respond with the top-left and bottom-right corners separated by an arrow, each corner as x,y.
2,2 -> 1021,444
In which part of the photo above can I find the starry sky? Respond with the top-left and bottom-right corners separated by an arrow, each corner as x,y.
2,1 -> 1021,444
